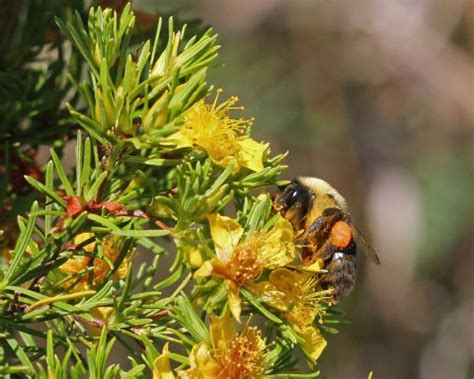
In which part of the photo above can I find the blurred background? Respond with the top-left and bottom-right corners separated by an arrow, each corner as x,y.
138,1 -> 474,378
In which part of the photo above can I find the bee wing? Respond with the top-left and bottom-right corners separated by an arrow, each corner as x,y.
352,225 -> 381,265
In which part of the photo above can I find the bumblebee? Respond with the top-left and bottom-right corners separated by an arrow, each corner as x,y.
274,177 -> 380,303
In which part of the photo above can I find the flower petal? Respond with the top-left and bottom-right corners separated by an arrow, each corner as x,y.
74,232 -> 96,252
187,246 -> 204,268
210,307 -> 236,353
299,326 -> 327,361
246,280 -> 288,310
153,343 -> 176,379
237,138 -> 267,172
59,255 -> 90,275
167,131 -> 193,148
188,343 -> 220,378
207,214 -> 243,262
228,284 -> 242,322
269,268 -> 299,295
194,260 -> 214,278
259,217 -> 296,269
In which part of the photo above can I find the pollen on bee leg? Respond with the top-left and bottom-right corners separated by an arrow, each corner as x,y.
330,221 -> 352,249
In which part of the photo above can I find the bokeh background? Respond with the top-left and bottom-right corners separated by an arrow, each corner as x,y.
137,1 -> 474,378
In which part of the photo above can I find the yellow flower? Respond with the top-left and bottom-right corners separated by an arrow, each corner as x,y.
169,91 -> 267,173
151,312 -> 267,379
249,268 -> 329,327
59,233 -> 131,291
188,310 -> 267,379
195,214 -> 295,321
153,344 -> 176,379
247,268 -> 330,360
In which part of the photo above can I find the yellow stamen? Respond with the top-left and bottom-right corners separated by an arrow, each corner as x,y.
216,326 -> 264,378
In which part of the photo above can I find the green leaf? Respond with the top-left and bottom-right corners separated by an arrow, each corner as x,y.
82,137 -> 92,189
154,264 -> 185,290
75,130 -> 83,195
50,149 -> 74,196
11,256 -> 68,286
125,156 -> 181,167
172,295 -> 210,346
2,201 -> 39,285
46,330 -> 55,375
85,171 -> 108,202
87,214 -> 121,231
241,289 -> 283,324
44,161 -> 54,235
68,105 -> 108,144
5,333 -> 36,374
24,176 -> 66,208
111,229 -> 170,238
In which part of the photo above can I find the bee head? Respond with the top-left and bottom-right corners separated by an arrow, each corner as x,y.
274,181 -> 311,212
297,176 -> 348,211
273,180 -> 313,232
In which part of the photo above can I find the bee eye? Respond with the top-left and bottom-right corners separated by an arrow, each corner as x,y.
284,183 -> 308,208
289,187 -> 301,203
275,181 -> 311,214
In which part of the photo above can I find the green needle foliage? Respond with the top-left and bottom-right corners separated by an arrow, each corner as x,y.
0,4 -> 350,378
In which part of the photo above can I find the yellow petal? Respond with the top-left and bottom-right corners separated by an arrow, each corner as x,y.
299,326 -> 327,361
189,248 -> 203,268
91,306 -> 114,322
167,131 -> 193,148
237,138 -> 267,172
210,308 -> 236,353
194,260 -> 214,278
207,214 -> 243,262
153,343 -> 176,379
259,217 -> 295,269
179,242 -> 203,268
89,306 -> 114,336
246,280 -> 288,312
59,255 -> 90,275
188,343 -> 220,378
269,268 -> 299,296
228,286 -> 242,322
288,305 -> 318,328
73,232 -> 96,252
113,257 -> 131,281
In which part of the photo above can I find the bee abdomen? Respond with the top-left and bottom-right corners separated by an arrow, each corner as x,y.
323,252 -> 357,303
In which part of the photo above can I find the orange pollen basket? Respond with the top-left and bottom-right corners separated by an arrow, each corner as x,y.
330,221 -> 352,249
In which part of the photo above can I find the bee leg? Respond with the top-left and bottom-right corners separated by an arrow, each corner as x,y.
283,202 -> 309,233
308,208 -> 345,237
305,208 -> 345,261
